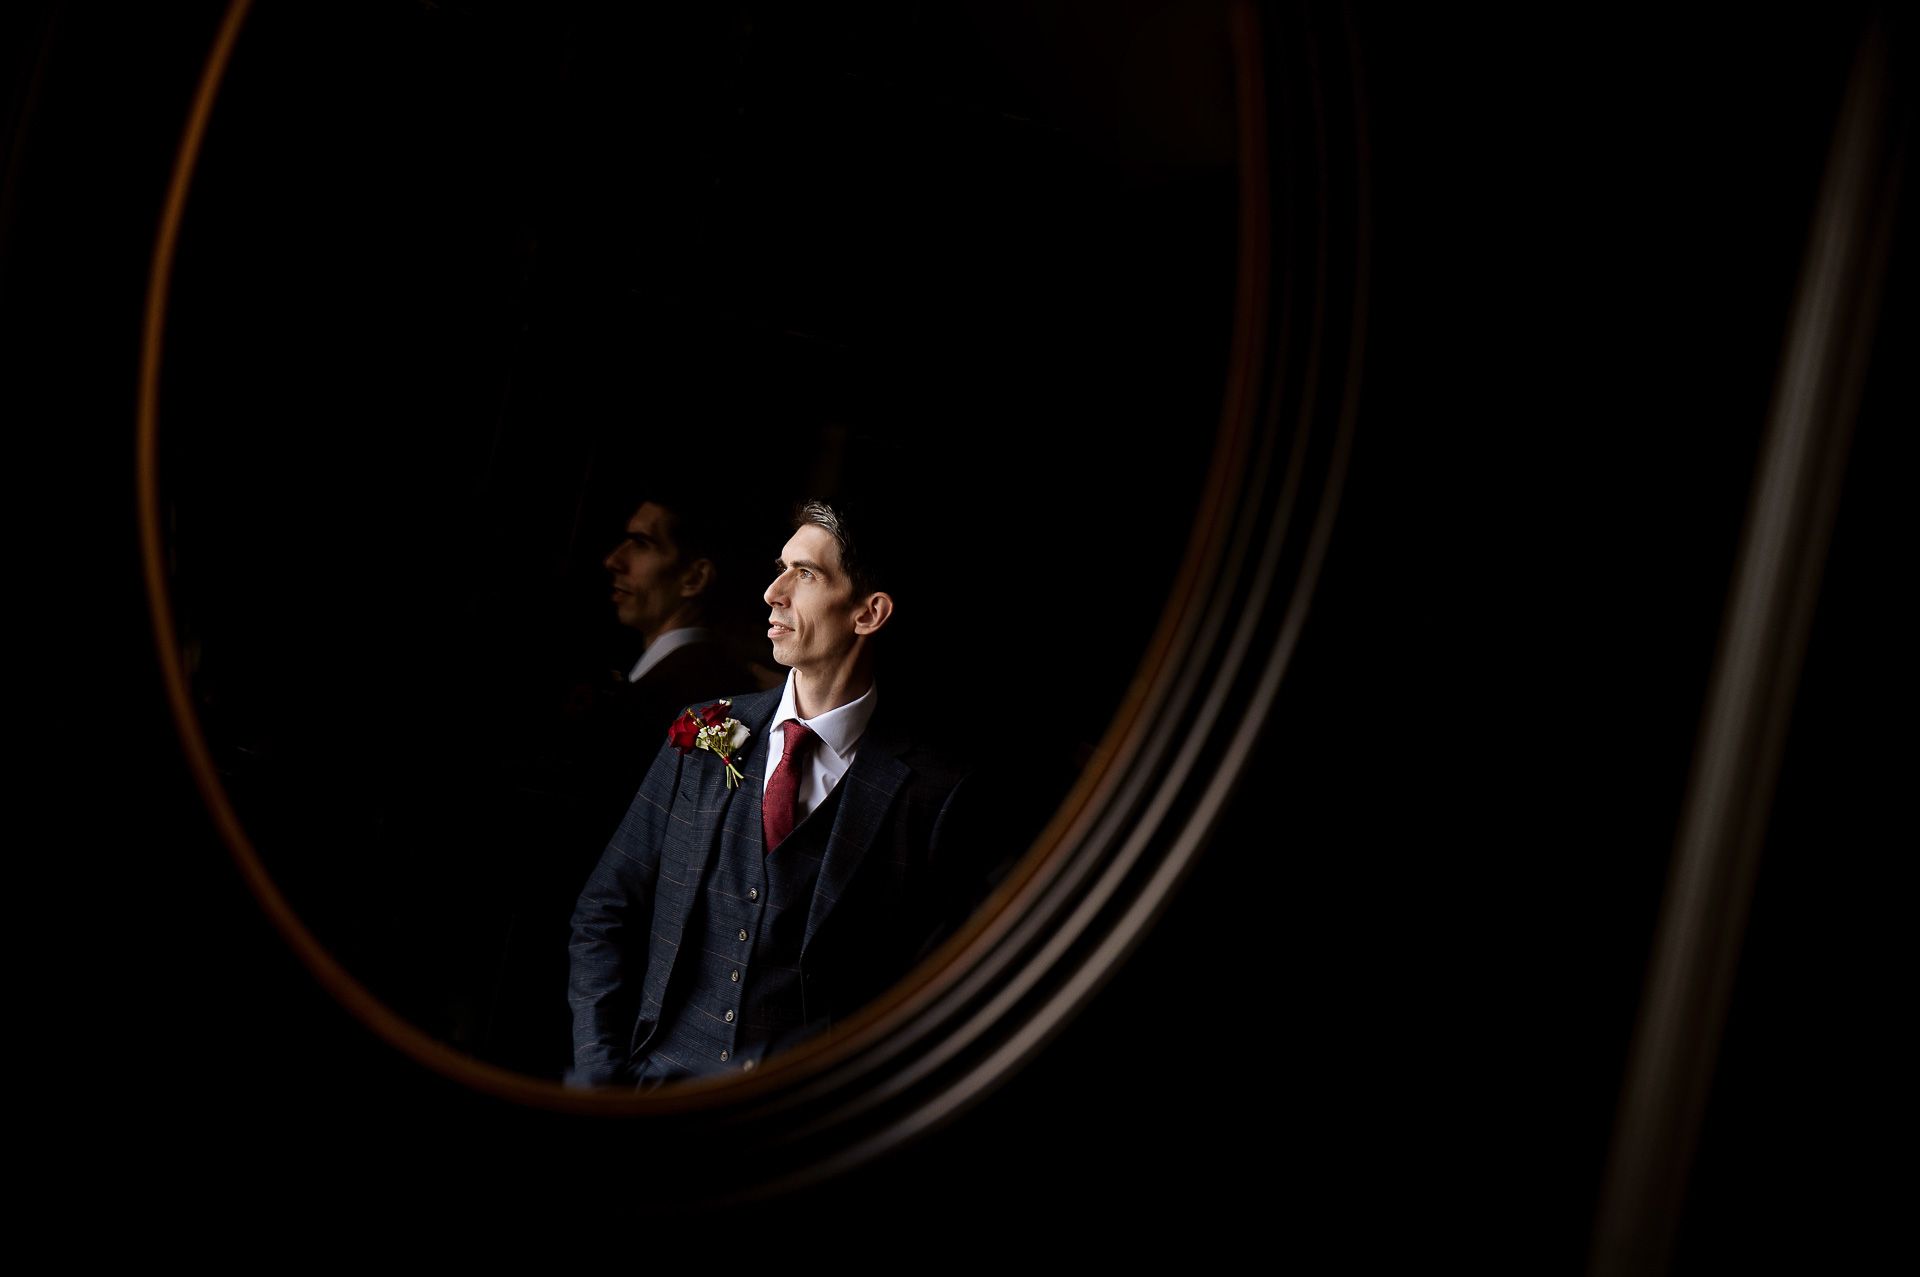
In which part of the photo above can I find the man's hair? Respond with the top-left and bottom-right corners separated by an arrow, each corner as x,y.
795,498 -> 888,600
633,490 -> 724,576
623,488 -> 751,631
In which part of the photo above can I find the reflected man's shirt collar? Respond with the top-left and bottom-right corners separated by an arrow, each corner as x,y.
627,625 -> 716,683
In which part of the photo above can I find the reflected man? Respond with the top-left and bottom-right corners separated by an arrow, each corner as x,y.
477,491 -> 758,1078
568,499 -> 983,1086
582,495 -> 758,846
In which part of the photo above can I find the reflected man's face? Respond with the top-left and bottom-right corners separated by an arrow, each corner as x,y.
605,502 -> 695,641
764,523 -> 862,675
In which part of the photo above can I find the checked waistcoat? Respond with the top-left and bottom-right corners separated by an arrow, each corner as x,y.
627,779 -> 846,1087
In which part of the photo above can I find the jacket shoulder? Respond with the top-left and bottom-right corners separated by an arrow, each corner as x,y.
897,739 -> 972,799
646,641 -> 757,697
715,686 -> 781,721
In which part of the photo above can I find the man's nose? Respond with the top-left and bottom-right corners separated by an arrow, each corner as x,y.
763,570 -> 787,606
604,541 -> 628,573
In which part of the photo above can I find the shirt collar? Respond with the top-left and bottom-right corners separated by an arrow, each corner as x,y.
627,626 -> 716,683
771,669 -> 878,762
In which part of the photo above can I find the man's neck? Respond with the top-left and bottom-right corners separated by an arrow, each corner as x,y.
790,660 -> 873,720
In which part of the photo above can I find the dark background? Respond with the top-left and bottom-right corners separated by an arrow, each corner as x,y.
9,1 -> 1909,1263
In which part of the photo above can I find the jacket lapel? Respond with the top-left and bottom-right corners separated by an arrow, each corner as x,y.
736,692 -> 776,854
801,705 -> 912,958
685,689 -> 779,869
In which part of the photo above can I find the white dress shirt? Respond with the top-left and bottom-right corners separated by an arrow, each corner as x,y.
627,626 -> 717,683
761,671 -> 878,825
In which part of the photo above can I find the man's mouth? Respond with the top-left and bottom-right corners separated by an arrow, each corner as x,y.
767,618 -> 792,639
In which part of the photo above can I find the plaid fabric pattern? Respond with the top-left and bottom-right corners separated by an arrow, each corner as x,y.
630,781 -> 840,1084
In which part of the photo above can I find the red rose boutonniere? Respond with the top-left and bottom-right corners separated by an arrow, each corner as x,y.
669,699 -> 750,789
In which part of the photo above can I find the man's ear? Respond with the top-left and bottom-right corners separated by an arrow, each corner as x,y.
678,557 -> 715,598
851,590 -> 894,636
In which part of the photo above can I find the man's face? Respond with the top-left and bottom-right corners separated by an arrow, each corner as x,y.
605,502 -> 696,640
764,523 -> 864,674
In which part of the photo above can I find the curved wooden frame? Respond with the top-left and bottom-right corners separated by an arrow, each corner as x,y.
138,0 -> 1370,1201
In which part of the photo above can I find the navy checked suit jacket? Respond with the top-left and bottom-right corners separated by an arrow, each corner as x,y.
567,685 -> 977,1086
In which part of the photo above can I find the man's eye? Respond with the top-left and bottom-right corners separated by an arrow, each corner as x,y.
799,569 -> 813,580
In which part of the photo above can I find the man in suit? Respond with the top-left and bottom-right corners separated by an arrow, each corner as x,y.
568,499 -> 982,1087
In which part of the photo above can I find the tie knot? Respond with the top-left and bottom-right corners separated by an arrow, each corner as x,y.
780,719 -> 816,755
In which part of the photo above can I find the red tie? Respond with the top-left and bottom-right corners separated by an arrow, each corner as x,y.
762,720 -> 816,853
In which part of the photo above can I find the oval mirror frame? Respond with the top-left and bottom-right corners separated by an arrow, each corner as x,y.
137,0 -> 1369,1202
